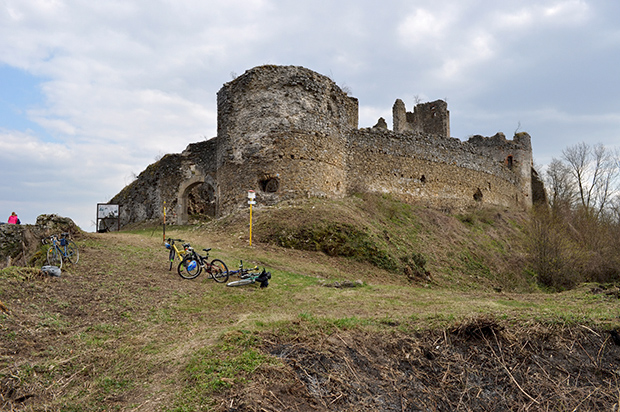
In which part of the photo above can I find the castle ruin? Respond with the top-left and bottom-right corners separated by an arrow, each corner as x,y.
108,65 -> 542,229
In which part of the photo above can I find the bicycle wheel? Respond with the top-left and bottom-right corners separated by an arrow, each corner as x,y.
209,259 -> 229,283
226,278 -> 254,287
65,241 -> 79,264
178,253 -> 202,279
168,248 -> 175,271
47,247 -> 63,269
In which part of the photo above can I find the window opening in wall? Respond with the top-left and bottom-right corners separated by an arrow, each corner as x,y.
473,188 -> 483,202
260,177 -> 280,193
420,175 -> 426,183
505,155 -> 513,169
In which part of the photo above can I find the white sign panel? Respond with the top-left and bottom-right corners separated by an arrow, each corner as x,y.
97,204 -> 120,219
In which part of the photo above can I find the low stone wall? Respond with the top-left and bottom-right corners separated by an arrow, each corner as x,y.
0,215 -> 80,268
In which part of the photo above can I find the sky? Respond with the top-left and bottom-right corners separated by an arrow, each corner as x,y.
1,0 -> 619,231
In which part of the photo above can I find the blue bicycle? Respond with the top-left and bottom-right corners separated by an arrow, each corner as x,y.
226,260 -> 259,279
45,233 -> 79,269
226,261 -> 271,288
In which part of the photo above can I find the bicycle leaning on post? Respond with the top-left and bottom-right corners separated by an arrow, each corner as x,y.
44,233 -> 79,269
165,238 -> 189,271
178,246 -> 228,281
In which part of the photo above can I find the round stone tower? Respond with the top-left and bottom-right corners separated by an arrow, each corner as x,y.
215,65 -> 359,215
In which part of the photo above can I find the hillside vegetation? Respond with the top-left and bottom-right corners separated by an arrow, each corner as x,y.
2,194 -> 620,411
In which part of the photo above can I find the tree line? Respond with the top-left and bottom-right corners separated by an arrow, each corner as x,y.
527,142 -> 620,290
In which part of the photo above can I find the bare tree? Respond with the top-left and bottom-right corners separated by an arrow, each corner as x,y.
561,142 -> 619,218
592,144 -> 619,217
545,158 -> 575,212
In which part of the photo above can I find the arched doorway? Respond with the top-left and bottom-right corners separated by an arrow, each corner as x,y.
176,175 -> 217,224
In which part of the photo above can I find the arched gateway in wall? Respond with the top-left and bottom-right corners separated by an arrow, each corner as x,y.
176,174 -> 217,224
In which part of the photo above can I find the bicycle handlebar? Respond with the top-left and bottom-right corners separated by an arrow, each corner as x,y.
42,234 -> 57,244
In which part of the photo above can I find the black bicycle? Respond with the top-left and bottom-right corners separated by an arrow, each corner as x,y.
178,246 -> 228,282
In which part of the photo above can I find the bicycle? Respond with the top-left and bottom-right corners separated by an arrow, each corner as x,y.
44,233 -> 79,269
226,260 -> 259,279
178,246 -> 229,282
226,268 -> 271,288
165,238 -> 189,271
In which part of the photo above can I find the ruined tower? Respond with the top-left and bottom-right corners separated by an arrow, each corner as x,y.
216,65 -> 359,215
393,99 -> 450,137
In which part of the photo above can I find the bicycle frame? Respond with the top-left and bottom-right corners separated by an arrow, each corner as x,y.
166,238 -> 189,271
227,268 -> 271,287
193,252 -> 212,272
44,233 -> 79,269
178,247 -> 228,281
227,260 -> 259,279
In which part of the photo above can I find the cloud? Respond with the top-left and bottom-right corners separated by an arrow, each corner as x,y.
0,0 -> 619,230
397,8 -> 449,45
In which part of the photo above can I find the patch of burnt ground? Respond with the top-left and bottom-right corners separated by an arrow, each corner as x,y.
220,318 -> 620,411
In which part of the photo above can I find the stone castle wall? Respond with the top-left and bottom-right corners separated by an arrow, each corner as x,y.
215,65 -> 358,214
110,65 -> 537,228
109,139 -> 218,229
346,129 -> 532,209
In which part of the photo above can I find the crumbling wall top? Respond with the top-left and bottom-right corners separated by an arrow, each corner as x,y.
217,65 -> 358,140
392,98 -> 450,137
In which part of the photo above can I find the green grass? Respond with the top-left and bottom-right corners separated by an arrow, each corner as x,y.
169,330 -> 275,411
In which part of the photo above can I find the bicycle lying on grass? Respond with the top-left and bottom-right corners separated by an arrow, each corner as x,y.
178,246 -> 229,281
165,238 -> 189,271
227,268 -> 271,288
225,260 -> 259,279
44,233 -> 79,269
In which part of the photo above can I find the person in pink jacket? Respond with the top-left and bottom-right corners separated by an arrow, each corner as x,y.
8,212 -> 20,224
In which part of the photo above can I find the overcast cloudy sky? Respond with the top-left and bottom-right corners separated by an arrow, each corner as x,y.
1,0 -> 619,231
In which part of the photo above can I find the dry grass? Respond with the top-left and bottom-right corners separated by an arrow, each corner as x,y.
2,197 -> 620,410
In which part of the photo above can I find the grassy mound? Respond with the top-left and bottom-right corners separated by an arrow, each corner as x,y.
250,193 -> 532,292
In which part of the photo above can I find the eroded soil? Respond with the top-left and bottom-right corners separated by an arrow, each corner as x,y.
220,320 -> 620,411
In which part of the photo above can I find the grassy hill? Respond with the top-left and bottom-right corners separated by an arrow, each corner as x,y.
2,194 -> 620,411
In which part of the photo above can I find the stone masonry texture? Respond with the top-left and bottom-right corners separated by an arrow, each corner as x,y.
109,65 -> 538,228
